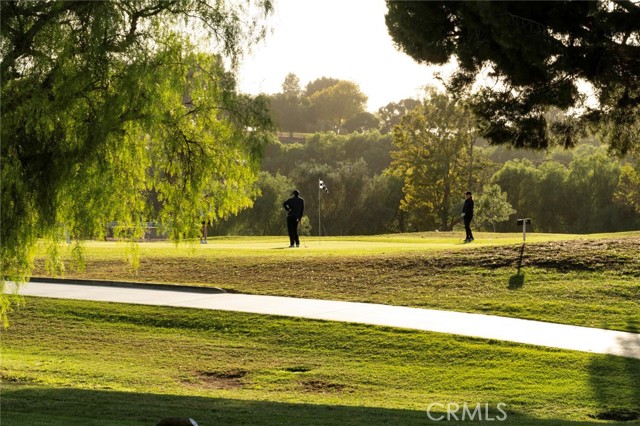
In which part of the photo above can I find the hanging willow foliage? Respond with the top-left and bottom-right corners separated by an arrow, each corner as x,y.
0,0 -> 275,325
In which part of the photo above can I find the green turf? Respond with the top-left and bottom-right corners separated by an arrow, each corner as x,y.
10,232 -> 639,425
36,231 -> 637,258
0,298 -> 640,425
31,232 -> 640,332
2,298 -> 639,425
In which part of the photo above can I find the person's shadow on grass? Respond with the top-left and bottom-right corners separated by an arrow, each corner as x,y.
508,243 -> 526,290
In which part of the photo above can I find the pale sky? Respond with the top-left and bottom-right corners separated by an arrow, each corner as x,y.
236,0 -> 452,112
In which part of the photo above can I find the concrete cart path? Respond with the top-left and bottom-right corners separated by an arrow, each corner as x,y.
6,280 -> 640,359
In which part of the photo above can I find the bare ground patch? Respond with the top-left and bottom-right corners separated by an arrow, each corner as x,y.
299,379 -> 349,394
185,369 -> 248,390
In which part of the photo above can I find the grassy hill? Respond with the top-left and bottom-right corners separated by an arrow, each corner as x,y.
2,231 -> 638,425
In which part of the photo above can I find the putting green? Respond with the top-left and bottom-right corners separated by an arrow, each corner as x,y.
44,231 -> 639,259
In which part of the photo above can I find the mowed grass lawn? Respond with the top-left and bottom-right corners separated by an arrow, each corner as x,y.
3,232 -> 639,425
2,298 -> 639,426
32,231 -> 640,332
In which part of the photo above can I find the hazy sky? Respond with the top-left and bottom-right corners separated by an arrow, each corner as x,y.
236,0 -> 451,112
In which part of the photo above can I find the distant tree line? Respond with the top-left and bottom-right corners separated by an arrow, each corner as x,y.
215,90 -> 640,236
268,73 -> 420,135
487,146 -> 640,233
214,132 -> 404,236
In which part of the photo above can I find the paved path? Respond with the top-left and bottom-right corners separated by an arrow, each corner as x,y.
6,280 -> 640,359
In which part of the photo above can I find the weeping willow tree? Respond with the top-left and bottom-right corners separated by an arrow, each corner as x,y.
0,0 -> 275,324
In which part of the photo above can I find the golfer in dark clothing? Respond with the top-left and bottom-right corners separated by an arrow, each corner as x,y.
462,191 -> 474,243
283,190 -> 304,247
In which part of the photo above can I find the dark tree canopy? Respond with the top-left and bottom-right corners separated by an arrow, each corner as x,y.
385,1 -> 640,154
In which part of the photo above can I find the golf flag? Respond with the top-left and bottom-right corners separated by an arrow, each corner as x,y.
319,179 -> 329,194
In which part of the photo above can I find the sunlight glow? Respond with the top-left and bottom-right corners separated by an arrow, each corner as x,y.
236,0 -> 453,111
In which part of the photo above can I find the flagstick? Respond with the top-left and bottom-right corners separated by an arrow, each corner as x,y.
318,179 -> 328,246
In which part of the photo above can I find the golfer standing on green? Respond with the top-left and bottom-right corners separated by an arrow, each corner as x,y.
462,191 -> 474,243
283,190 -> 304,248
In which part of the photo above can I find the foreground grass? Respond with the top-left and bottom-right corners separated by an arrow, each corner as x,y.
2,298 -> 639,425
33,232 -> 640,332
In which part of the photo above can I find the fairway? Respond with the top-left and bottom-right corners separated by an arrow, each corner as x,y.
5,231 -> 639,425
32,231 -> 640,332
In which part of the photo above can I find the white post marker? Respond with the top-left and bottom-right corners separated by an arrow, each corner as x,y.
517,218 -> 531,242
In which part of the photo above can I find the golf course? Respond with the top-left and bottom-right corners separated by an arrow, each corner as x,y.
4,1 -> 640,425
2,232 -> 639,425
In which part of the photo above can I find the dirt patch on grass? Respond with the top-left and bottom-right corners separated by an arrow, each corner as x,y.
283,366 -> 312,373
299,379 -> 348,393
189,369 -> 247,389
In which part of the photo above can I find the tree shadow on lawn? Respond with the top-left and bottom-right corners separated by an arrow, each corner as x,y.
3,385 -> 640,426
589,321 -> 640,422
